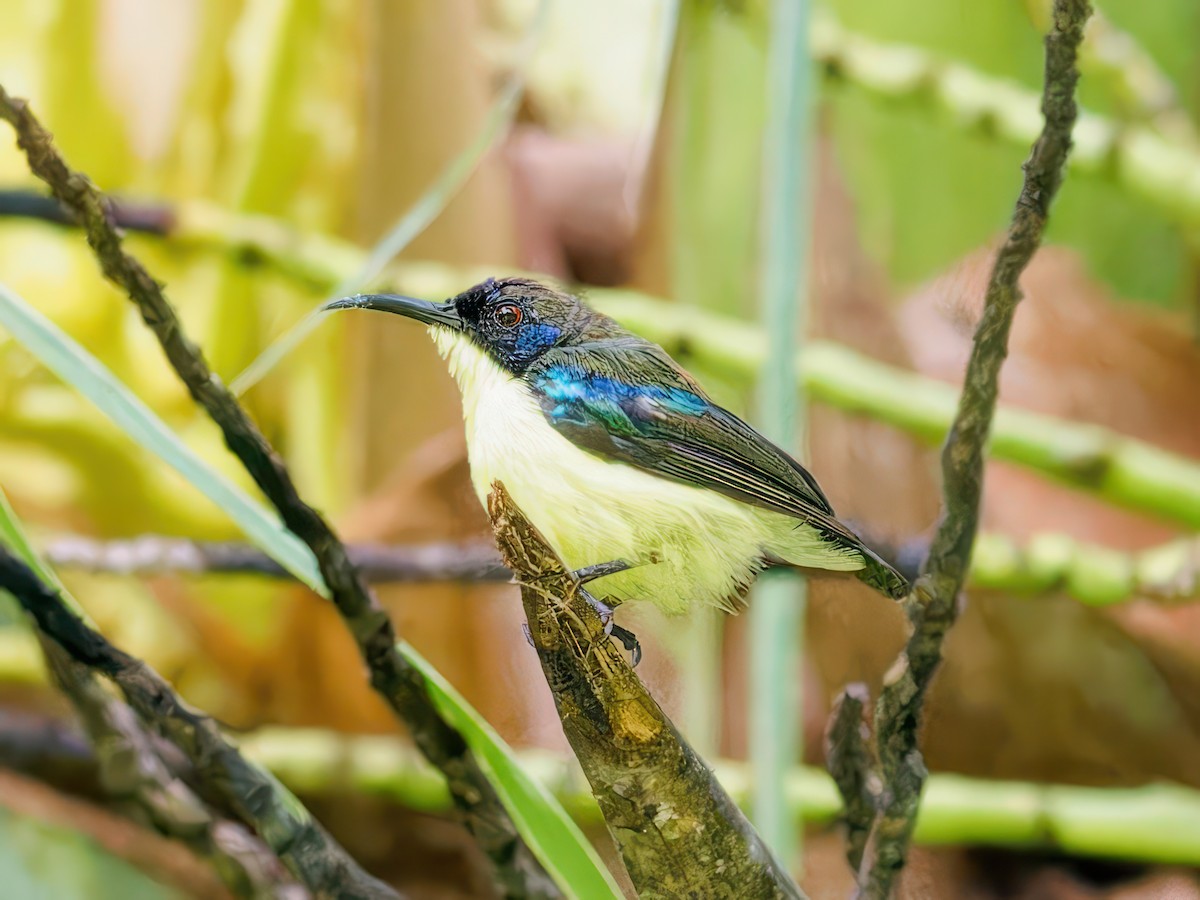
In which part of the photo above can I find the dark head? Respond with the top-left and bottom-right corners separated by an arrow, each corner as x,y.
323,277 -> 609,373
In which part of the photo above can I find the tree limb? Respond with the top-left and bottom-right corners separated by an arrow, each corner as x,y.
487,481 -> 806,899
854,3 -> 1094,896
0,84 -> 557,900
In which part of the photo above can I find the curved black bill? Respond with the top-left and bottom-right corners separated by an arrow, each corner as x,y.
322,293 -> 462,329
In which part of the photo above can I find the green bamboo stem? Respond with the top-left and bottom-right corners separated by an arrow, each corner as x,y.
24,210 -> 1200,530
233,728 -> 1200,869
751,0 -> 814,864
810,11 -> 1200,230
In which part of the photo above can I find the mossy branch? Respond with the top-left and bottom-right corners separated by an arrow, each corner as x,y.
0,545 -> 394,899
854,3 -> 1094,896
486,481 -> 806,899
0,84 -> 557,900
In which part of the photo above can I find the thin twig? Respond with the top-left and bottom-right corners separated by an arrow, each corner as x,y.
42,535 -> 509,582
854,3 -> 1093,897
39,531 -> 1200,607
824,684 -> 878,873
487,482 -> 807,899
0,545 -> 396,899
0,85 -> 558,900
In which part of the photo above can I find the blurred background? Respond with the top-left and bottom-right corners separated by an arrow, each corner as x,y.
1,0 -> 1199,897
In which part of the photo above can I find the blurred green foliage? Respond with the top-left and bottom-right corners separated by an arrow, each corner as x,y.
825,0 -> 1197,305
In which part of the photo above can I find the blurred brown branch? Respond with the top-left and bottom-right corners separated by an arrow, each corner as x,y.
0,543 -> 393,899
40,531 -> 1200,607
0,85 -> 558,900
849,2 -> 1094,897
486,481 -> 806,899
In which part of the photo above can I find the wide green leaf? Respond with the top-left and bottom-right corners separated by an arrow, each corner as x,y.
0,280 -> 622,898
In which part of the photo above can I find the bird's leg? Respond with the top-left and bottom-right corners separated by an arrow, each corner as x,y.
570,558 -> 634,585
582,589 -> 642,667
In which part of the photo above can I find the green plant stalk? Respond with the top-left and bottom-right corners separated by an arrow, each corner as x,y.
229,728 -> 1200,869
136,199 -> 1200,532
809,11 -> 1200,230
752,0 -> 814,866
0,487 -> 352,898
4,657 -> 1200,869
20,175 -> 1200,534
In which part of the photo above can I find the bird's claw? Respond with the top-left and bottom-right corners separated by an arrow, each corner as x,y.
610,623 -> 643,667
583,590 -> 641,667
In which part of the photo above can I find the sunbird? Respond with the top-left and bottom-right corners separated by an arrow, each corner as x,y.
326,278 -> 907,632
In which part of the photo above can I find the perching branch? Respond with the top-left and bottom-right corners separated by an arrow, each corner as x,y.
39,531 -> 1200,607
486,482 -> 806,899
0,85 -> 557,900
0,544 -> 394,899
854,3 -> 1094,897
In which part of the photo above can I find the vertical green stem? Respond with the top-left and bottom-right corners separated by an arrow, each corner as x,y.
750,0 -> 814,868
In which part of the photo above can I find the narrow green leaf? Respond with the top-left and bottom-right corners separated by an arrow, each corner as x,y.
229,0 -> 550,397
0,280 -> 621,898
409,646 -> 624,899
0,281 -> 324,593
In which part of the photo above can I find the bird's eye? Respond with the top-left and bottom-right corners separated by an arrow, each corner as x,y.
494,304 -> 522,328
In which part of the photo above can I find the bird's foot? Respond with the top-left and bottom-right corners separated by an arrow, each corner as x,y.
583,590 -> 642,667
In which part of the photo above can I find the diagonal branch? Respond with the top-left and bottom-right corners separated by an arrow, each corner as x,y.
0,85 -> 557,900
487,481 -> 806,899
0,544 -> 395,899
854,2 -> 1094,897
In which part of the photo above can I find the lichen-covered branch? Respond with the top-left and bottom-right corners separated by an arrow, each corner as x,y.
0,84 -> 557,900
40,531 -> 1200,608
0,544 -> 395,899
487,482 -> 806,899
855,3 -> 1094,897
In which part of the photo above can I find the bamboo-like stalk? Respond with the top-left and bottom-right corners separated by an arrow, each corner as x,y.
487,482 -> 806,899
8,718 -> 1200,872
751,0 -> 815,864
6,195 -> 1199,531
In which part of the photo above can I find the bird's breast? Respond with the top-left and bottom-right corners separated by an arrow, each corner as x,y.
428,328 -> 859,612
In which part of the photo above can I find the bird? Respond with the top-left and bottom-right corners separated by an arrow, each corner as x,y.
325,277 -> 907,636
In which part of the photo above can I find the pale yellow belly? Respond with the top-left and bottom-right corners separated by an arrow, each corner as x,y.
435,329 -> 864,614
